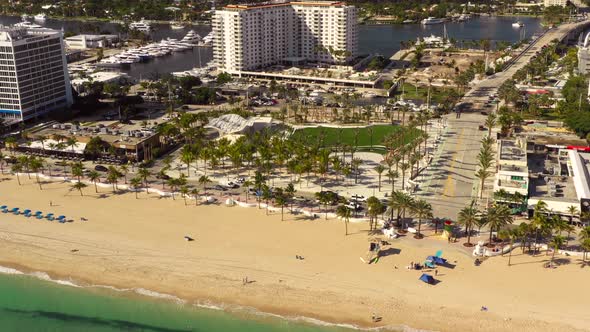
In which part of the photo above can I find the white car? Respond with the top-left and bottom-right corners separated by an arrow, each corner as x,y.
345,202 -> 362,210
351,194 -> 366,202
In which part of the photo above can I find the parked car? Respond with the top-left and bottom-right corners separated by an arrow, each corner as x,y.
155,173 -> 170,180
94,165 -> 108,172
213,185 -> 228,191
478,125 -> 486,131
351,194 -> 366,202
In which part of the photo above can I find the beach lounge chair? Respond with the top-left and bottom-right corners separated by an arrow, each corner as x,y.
57,215 -> 66,223
45,213 -> 54,221
0,205 -> 7,213
22,209 -> 32,217
35,211 -> 44,220
10,207 -> 19,215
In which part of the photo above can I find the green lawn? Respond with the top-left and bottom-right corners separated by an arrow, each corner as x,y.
394,83 -> 458,105
290,125 -> 421,152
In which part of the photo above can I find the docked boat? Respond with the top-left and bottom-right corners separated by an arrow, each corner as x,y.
421,17 -> 446,25
512,21 -> 524,28
130,19 -> 152,33
170,21 -> 184,30
200,32 -> 214,46
457,13 -> 470,22
14,20 -> 43,29
34,13 -> 47,22
181,30 -> 202,44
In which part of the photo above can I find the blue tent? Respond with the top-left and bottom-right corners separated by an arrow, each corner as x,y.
419,273 -> 435,284
427,256 -> 447,265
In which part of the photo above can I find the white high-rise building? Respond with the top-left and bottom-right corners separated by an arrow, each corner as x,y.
213,1 -> 358,73
544,0 -> 568,7
0,27 -> 73,124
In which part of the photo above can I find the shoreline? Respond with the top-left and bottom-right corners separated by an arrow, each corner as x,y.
0,176 -> 588,332
0,262 -> 377,332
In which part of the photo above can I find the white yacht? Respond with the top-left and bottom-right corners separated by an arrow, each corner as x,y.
170,21 -> 184,30
200,31 -> 214,46
457,13 -> 470,22
512,21 -> 524,28
181,30 -> 202,44
129,19 -> 152,33
421,17 -> 446,25
14,20 -> 43,29
34,13 -> 47,22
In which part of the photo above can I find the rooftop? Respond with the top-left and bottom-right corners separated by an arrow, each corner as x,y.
0,26 -> 58,42
499,139 -> 527,162
29,122 -> 157,148
529,174 -> 578,202
224,1 -> 347,10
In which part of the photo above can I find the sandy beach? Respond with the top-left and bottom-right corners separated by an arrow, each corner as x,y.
0,175 -> 588,332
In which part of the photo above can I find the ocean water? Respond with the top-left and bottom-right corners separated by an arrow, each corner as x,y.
0,271 -> 361,332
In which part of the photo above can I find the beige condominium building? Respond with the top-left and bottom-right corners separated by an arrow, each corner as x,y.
213,1 -> 358,73
0,27 -> 72,124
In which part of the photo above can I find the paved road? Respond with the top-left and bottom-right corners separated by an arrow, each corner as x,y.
415,19 -> 590,219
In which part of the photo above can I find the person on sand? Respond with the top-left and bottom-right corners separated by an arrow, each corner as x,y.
435,269 -> 438,276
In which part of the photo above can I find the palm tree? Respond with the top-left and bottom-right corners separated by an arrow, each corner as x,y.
485,113 -> 496,137
482,204 -> 513,245
581,238 -> 590,262
106,166 -> 122,192
367,196 -> 384,231
130,177 -> 143,199
261,184 -> 273,215
11,163 -> 22,185
285,182 -> 296,212
549,235 -> 565,267
457,200 -> 479,245
191,188 -> 200,205
71,181 -> 87,196
66,137 -> 78,153
138,167 -> 151,193
475,168 -> 492,199
167,178 -> 180,200
578,226 -> 590,261
498,228 -> 519,266
388,191 -> 414,228
198,175 -> 210,191
242,179 -> 253,202
28,157 -> 44,190
374,164 -> 386,192
71,162 -> 84,182
87,170 -> 101,193
410,199 -> 432,239
119,164 -> 129,184
275,189 -> 288,221
567,205 -> 579,224
180,185 -> 189,205
336,205 -> 352,236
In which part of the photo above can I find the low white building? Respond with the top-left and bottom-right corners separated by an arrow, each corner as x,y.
65,34 -> 119,49
494,139 -> 529,196
70,72 -> 131,93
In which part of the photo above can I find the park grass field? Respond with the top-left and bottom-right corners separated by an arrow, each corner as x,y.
290,125 -> 421,151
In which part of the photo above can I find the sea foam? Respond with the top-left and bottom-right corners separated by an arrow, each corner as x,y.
0,264 -> 432,332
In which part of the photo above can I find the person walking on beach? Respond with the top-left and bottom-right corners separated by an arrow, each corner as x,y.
435,269 -> 438,276
49,200 -> 52,207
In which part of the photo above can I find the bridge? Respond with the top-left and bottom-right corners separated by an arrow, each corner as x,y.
414,19 -> 590,219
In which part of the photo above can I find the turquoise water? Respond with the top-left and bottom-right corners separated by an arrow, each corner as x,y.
0,273 -> 358,332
